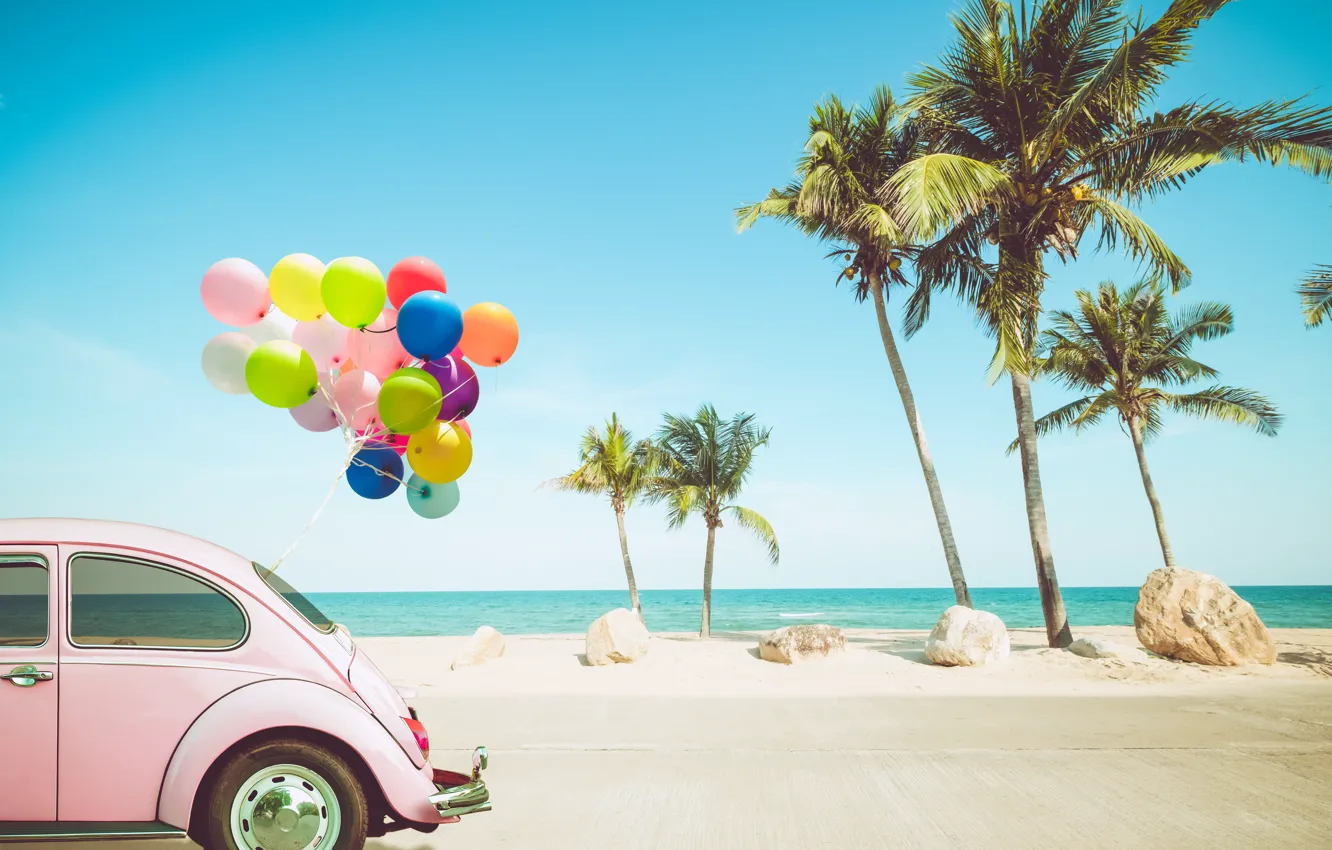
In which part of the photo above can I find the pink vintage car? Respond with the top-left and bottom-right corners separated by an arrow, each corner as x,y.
0,518 -> 489,849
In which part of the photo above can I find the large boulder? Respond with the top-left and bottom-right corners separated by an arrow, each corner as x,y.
1134,567 -> 1276,666
758,624 -> 846,664
451,625 -> 506,670
585,608 -> 650,665
924,606 -> 1010,667
1068,637 -> 1147,662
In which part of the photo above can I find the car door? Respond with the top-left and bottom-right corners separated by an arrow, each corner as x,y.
0,547 -> 60,821
57,548 -> 267,822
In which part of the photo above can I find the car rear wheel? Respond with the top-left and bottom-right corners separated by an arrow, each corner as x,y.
200,739 -> 368,850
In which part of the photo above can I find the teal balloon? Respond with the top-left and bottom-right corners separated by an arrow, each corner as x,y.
406,474 -> 460,519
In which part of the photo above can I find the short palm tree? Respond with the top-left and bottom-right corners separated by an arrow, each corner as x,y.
1298,265 -> 1332,327
1018,281 -> 1281,568
544,414 -> 655,621
649,405 -> 779,638
736,86 -> 974,608
890,0 -> 1332,646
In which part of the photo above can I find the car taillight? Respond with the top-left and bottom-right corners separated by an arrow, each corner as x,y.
404,717 -> 430,758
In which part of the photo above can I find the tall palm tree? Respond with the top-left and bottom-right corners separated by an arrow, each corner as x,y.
1298,265 -> 1332,327
1016,281 -> 1281,567
736,86 -> 974,608
649,405 -> 779,638
544,414 -> 655,621
889,0 -> 1332,646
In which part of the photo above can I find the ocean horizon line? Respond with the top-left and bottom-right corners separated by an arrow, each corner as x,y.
298,586 -> 1332,635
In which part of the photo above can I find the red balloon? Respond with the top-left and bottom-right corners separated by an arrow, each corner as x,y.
387,257 -> 447,310
455,418 -> 472,439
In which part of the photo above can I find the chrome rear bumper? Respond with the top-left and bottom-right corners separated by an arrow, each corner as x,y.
428,746 -> 491,817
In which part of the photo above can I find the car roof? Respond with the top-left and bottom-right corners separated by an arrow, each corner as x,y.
0,518 -> 254,579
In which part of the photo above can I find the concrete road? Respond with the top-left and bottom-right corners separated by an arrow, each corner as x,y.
15,689 -> 1332,850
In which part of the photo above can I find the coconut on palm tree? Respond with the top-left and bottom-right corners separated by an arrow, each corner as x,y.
649,405 -> 778,638
890,0 -> 1332,646
543,413 -> 655,621
1016,281 -> 1280,567
736,86 -> 974,608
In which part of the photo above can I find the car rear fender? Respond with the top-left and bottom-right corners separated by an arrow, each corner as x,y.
157,678 -> 447,830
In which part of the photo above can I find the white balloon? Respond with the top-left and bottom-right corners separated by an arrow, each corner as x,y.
293,314 -> 351,372
243,306 -> 297,345
201,332 -> 256,394
290,391 -> 340,432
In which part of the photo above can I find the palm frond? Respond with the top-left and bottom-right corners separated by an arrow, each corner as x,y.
1298,264 -> 1332,327
1004,394 -> 1102,454
1084,195 -> 1191,290
1163,386 -> 1283,436
886,153 -> 1014,241
725,506 -> 780,564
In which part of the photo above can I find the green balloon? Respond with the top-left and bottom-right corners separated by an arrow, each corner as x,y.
321,257 -> 386,329
378,367 -> 443,434
245,341 -> 319,409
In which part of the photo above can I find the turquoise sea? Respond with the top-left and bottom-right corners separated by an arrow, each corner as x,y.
305,586 -> 1332,636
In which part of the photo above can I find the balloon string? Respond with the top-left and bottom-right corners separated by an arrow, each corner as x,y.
362,325 -> 399,334
269,452 -> 353,573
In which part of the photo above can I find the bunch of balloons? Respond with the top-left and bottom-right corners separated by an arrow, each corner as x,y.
200,254 -> 519,519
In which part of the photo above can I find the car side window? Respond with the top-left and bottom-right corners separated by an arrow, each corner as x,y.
69,555 -> 247,649
0,559 -> 48,648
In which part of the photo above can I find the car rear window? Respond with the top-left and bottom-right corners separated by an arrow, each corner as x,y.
253,563 -> 336,634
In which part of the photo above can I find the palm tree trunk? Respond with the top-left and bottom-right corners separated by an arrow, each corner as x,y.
1128,416 -> 1177,569
1010,370 -> 1073,648
614,507 -> 644,621
701,524 -> 716,638
870,275 -> 972,607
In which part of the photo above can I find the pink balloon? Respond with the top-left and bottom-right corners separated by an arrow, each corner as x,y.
455,418 -> 472,439
346,308 -> 413,380
293,315 -> 351,372
333,369 -> 382,431
202,258 -> 271,326
290,393 -> 339,432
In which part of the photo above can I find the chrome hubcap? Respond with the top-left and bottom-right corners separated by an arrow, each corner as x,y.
230,763 -> 341,850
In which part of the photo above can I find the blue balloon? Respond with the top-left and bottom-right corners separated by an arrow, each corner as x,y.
347,444 -> 404,500
396,291 -> 464,361
406,474 -> 460,519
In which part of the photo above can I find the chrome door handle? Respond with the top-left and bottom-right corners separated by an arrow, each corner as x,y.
2,665 -> 54,687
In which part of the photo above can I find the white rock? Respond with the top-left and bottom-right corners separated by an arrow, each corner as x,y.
758,624 -> 846,664
924,606 -> 1010,667
585,608 -> 650,665
1068,637 -> 1147,662
451,625 -> 506,670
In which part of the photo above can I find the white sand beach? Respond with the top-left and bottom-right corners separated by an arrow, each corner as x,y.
361,625 -> 1332,698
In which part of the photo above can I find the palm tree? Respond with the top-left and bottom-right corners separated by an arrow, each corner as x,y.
1016,281 -> 1281,568
889,0 -> 1332,647
649,405 -> 779,637
544,414 -> 655,621
736,86 -> 974,608
1298,265 -> 1332,327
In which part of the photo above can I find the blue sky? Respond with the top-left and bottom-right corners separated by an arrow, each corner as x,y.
1,0 -> 1328,593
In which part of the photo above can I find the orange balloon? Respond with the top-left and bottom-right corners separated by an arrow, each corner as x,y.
459,302 -> 519,367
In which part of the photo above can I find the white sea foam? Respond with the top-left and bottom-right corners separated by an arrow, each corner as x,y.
778,612 -> 824,619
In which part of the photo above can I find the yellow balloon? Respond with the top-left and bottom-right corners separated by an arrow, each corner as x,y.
406,421 -> 473,484
269,254 -> 326,321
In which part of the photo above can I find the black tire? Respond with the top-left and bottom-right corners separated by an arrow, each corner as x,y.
197,738 -> 369,850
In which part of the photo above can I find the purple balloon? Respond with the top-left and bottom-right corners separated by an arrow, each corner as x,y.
423,355 -> 480,421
